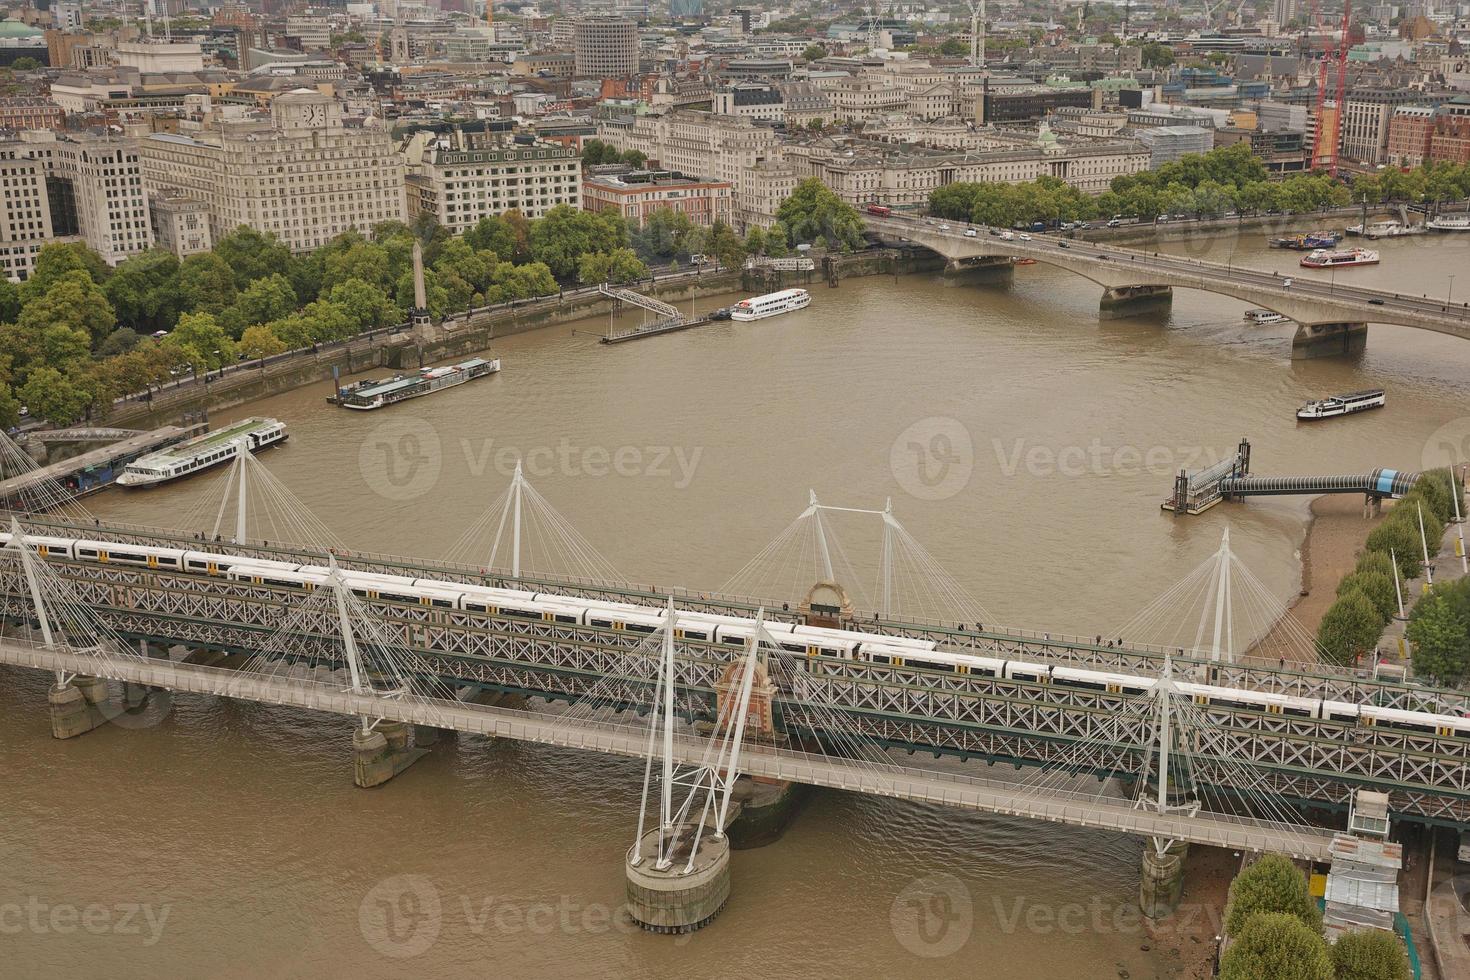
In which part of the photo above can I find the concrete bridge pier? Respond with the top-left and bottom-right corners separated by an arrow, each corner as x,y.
1100,284 -> 1173,319
47,676 -> 112,739
721,776 -> 810,849
1139,839 -> 1190,920
352,720 -> 429,788
942,255 -> 1014,286
625,826 -> 731,934
1292,321 -> 1367,359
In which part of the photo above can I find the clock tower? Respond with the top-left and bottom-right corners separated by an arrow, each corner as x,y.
272,90 -> 342,133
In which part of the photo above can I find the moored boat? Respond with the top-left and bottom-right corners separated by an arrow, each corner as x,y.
1427,215 -> 1470,232
1346,220 -> 1424,239
1300,247 -> 1379,269
1296,388 -> 1386,420
116,418 -> 288,487
328,357 -> 500,410
729,288 -> 811,321
1244,309 -> 1289,324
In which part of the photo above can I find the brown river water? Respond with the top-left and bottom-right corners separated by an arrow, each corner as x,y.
4,228 -> 1470,978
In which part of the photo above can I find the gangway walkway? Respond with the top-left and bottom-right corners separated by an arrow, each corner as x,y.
0,637 -> 1340,861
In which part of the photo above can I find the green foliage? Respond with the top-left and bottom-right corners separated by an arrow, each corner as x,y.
104,250 -> 182,334
1317,590 -> 1385,666
1351,161 -> 1470,205
16,271 -> 115,353
1336,570 -> 1397,623
631,207 -> 699,264
529,205 -> 627,281
238,324 -> 286,359
1219,912 -> 1332,980
464,212 -> 529,263
776,177 -> 867,252
177,253 -> 238,316
21,242 -> 108,303
214,226 -> 293,289
1139,42 -> 1175,68
1365,512 -> 1427,579
18,367 -> 89,425
98,327 -> 142,358
932,174 -> 1102,227
1330,928 -> 1411,980
328,279 -> 398,331
706,220 -> 746,269
0,383 -> 18,430
1225,855 -> 1322,936
580,139 -> 648,168
578,247 -> 649,285
0,278 -> 19,323
11,57 -> 40,71
802,44 -> 828,61
1407,577 -> 1470,684
160,312 -> 236,371
937,38 -> 967,57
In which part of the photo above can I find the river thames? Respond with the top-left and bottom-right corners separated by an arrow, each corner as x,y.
4,227 -> 1470,978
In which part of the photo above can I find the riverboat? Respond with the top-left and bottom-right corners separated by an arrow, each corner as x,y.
328,357 -> 500,410
729,288 -> 811,321
116,418 -> 288,487
1300,247 -> 1380,269
1296,389 -> 1386,420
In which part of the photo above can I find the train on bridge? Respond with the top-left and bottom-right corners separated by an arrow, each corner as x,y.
7,530 -> 1470,742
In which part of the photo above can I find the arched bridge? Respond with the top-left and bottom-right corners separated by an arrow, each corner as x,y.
866,214 -> 1470,358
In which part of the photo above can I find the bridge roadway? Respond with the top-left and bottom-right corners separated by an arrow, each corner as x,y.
14,514 -> 1469,717
865,214 -> 1470,352
0,637 -> 1340,861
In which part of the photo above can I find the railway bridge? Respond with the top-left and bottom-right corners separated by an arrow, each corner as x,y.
4,514 -> 1466,929
865,214 -> 1470,358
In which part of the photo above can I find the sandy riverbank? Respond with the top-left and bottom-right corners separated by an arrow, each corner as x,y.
1257,495 -> 1390,661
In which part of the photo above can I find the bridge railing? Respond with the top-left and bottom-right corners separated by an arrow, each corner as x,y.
0,634 -> 1340,858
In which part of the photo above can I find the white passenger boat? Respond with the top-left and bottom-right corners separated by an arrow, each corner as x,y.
1296,389 -> 1386,420
116,417 -> 288,487
729,288 -> 811,321
1427,215 -> 1470,232
1244,309 -> 1289,324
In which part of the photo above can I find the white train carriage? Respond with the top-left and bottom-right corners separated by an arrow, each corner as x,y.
1051,666 -> 1157,696
1176,681 -> 1318,718
225,562 -> 330,592
71,538 -> 185,570
1358,704 -> 1470,738
0,532 -> 79,560
1003,660 -> 1053,684
874,646 -> 1007,676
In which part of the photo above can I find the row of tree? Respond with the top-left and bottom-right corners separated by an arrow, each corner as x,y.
929,146 -> 1470,229
1315,471 -> 1457,672
1220,855 -> 1409,980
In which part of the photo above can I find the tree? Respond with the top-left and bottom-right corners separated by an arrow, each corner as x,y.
937,38 -> 968,57
744,226 -> 767,258
491,260 -> 558,300
1224,855 -> 1322,936
766,220 -> 791,257
802,43 -> 828,61
529,205 -> 627,280
16,271 -> 115,350
0,278 -> 18,323
18,367 -> 88,425
706,220 -> 746,269
214,226 -> 293,288
103,250 -> 182,334
580,138 -> 620,166
776,177 -> 867,252
161,312 -> 236,371
1219,913 -> 1332,980
1365,514 -> 1427,579
98,327 -> 142,357
322,241 -> 392,294
433,238 -> 496,292
177,252 -> 237,316
1317,590 -> 1384,666
1407,578 -> 1470,684
464,211 -> 531,265
222,274 -> 299,337
20,242 -> 108,303
328,279 -> 398,331
578,247 -> 649,285
1329,929 -> 1411,980
237,324 -> 286,359
11,57 -> 39,71
1140,42 -> 1175,69
1335,569 -> 1397,623
0,383 -> 18,430
631,207 -> 697,263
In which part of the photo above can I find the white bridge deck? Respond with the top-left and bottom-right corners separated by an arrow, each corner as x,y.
1,638 -> 1339,861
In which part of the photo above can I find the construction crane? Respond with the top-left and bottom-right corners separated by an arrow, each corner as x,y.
964,0 -> 986,67
1308,0 -> 1351,173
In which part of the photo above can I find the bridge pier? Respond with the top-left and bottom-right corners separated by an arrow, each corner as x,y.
721,776 -> 809,849
942,255 -> 1014,286
1139,840 -> 1190,920
47,676 -> 112,739
1100,285 -> 1173,319
352,720 -> 429,788
625,826 -> 731,934
1292,321 -> 1366,359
